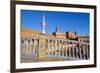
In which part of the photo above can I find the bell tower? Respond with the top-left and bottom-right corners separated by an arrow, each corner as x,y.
41,14 -> 46,34
56,26 -> 59,32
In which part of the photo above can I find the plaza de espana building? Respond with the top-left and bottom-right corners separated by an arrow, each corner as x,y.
20,14 -> 89,62
21,26 -> 89,43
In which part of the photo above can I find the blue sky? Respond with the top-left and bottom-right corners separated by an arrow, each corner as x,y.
21,9 -> 90,36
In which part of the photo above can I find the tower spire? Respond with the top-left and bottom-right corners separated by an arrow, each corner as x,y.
41,14 -> 46,34
56,25 -> 59,32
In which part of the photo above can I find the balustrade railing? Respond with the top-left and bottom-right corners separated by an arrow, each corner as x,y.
45,38 -> 89,60
21,37 -> 90,60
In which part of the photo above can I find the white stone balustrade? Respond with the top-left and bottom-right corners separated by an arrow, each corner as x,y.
21,37 -> 90,60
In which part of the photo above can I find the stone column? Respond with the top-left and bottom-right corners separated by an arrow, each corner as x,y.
60,40 -> 62,57
58,40 -> 61,57
25,38 -> 28,56
22,38 -> 25,56
27,38 -> 30,56
34,39 -> 38,56
72,43 -> 75,57
30,39 -> 32,56
38,36 -> 46,59
34,39 -> 36,56
83,45 -> 86,59
86,45 -> 89,59
62,40 -> 64,57
50,40 -> 53,56
31,38 -> 34,56
30,38 -> 33,56
49,40 -> 52,55
47,39 -> 50,55
75,46 -> 79,58
64,44 -> 67,57
56,41 -> 59,56
63,41 -> 66,57
68,42 -> 71,57
53,40 -> 56,56
51,40 -> 54,56
33,39 -> 35,56
28,38 -> 31,56
85,44 -> 89,59
23,39 -> 25,55
65,43 -> 68,57
79,44 -> 82,59
54,40 -> 57,56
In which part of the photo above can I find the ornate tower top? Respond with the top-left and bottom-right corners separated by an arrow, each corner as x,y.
41,14 -> 46,33
56,26 -> 59,32
41,14 -> 46,26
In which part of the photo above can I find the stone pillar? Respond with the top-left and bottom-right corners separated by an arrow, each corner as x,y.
69,47 -> 71,57
52,40 -> 55,56
72,43 -> 75,57
54,40 -> 57,56
60,40 -> 62,56
88,45 -> 90,59
58,40 -> 61,56
85,44 -> 89,59
51,40 -> 54,56
47,39 -> 50,55
79,44 -> 82,59
21,38 -> 24,56
28,38 -> 32,56
34,39 -> 37,56
61,40 -> 64,57
86,45 -> 89,59
28,38 -> 30,56
38,35 -> 46,59
33,39 -> 35,55
68,42 -> 71,57
63,41 -> 66,57
25,38 -> 28,56
65,43 -> 68,57
50,40 -> 52,55
31,38 -> 34,56
26,38 -> 28,56
83,45 -> 86,59
64,41 -> 66,57
75,46 -> 79,58
30,38 -> 33,56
